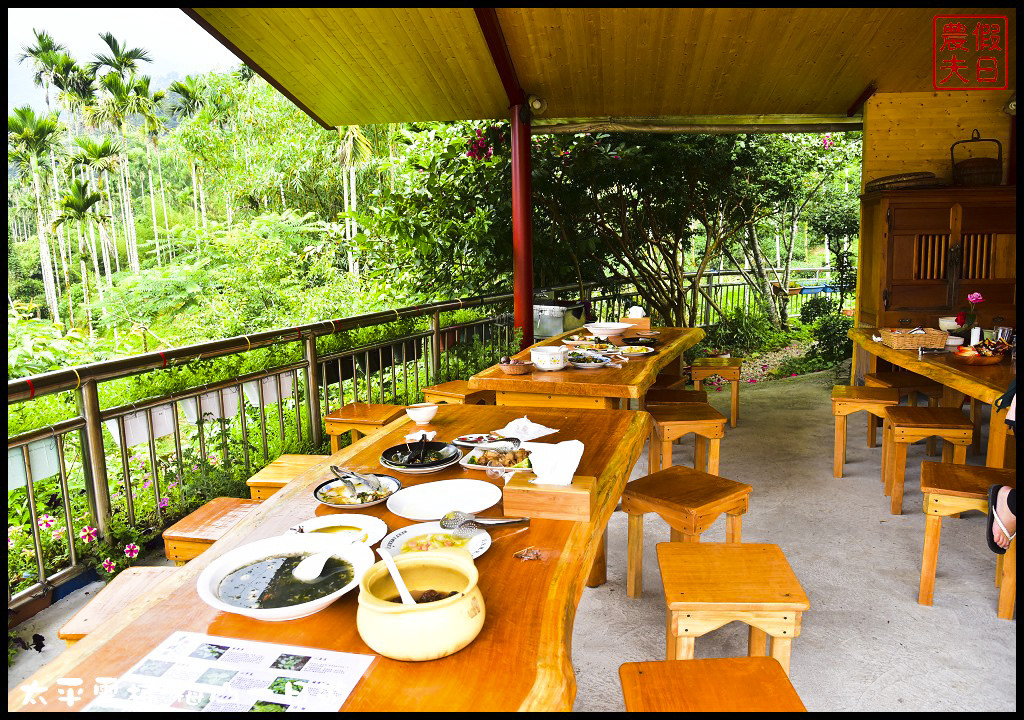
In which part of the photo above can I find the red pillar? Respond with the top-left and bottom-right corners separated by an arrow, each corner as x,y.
511,104 -> 534,348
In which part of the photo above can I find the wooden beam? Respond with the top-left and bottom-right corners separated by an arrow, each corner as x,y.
534,121 -> 863,135
474,7 -> 525,107
847,82 -> 877,118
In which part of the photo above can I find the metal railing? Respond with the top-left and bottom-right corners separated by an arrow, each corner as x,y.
7,268 -> 838,607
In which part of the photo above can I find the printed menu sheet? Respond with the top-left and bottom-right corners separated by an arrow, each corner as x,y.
82,631 -> 374,712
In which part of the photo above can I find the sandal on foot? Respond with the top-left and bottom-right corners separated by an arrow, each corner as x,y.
987,485 -> 1015,555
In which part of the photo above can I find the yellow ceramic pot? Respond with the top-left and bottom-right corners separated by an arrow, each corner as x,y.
356,549 -> 485,661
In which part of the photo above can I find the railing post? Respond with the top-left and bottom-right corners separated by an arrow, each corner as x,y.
430,311 -> 442,384
304,334 -> 323,449
75,379 -> 110,538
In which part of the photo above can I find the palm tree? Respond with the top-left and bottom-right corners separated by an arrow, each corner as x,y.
168,77 -> 207,230
73,136 -> 121,286
132,75 -> 166,263
89,32 -> 151,80
8,106 -> 62,324
53,179 -> 108,333
17,29 -> 66,114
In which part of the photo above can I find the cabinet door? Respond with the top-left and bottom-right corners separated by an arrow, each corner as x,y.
950,202 -> 1016,319
885,204 -> 952,311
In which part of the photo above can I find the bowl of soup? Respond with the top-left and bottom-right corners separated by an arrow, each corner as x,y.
196,535 -> 374,621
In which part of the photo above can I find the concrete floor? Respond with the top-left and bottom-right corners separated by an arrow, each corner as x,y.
10,371 -> 1016,710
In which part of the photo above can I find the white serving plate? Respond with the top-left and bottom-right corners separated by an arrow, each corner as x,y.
313,474 -> 402,509
385,479 -> 503,521
379,522 -> 491,559
287,514 -> 388,546
616,345 -> 655,356
567,352 -> 612,369
583,322 -> 633,336
196,535 -> 374,621
459,447 -> 533,475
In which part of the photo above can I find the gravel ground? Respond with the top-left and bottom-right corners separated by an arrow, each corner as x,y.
692,339 -> 819,393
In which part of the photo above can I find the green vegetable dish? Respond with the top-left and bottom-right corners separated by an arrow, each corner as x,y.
217,554 -> 353,609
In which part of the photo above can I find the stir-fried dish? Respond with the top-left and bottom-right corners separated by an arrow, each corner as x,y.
400,532 -> 470,553
467,448 -> 532,468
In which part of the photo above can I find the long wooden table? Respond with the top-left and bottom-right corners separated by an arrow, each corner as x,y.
9,404 -> 651,712
849,328 -> 1015,468
469,326 -> 706,410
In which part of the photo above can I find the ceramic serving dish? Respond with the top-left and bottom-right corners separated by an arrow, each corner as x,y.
313,474 -> 402,509
287,514 -> 389,546
583,322 -> 632,337
405,403 -> 438,424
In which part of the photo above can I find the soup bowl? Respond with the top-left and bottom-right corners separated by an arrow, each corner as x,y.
356,549 -> 485,661
405,403 -> 439,425
196,534 -> 374,621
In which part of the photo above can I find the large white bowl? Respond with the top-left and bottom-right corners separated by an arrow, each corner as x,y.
287,514 -> 388,546
196,534 -> 374,621
405,403 -> 438,425
937,316 -> 960,332
583,322 -> 633,337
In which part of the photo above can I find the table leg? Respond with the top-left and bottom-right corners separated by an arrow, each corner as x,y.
626,513 -> 643,598
918,512 -> 941,605
986,405 -> 1012,469
997,537 -> 1016,620
834,414 -> 847,478
586,529 -> 608,587
730,380 -> 739,428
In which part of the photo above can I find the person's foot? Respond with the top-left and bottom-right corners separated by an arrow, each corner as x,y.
992,486 -> 1016,550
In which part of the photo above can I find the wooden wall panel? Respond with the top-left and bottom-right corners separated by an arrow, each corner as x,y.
862,91 -> 1015,189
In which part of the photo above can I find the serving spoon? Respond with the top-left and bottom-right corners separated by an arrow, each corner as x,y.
377,548 -> 416,605
292,551 -> 336,583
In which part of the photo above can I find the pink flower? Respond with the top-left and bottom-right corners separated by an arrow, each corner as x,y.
102,558 -> 116,573
791,373 -> 798,377
748,379 -> 757,383
761,364 -> 768,370
51,528 -> 65,541
715,387 -> 723,392
80,526 -> 98,543
124,543 -> 140,559
822,134 -> 834,150
37,515 -> 55,530
967,292 -> 984,305
159,498 -> 170,509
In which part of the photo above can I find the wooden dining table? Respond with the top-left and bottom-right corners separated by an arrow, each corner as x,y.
9,404 -> 651,713
469,326 -> 706,410
849,328 -> 1015,468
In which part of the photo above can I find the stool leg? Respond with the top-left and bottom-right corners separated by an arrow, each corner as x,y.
952,444 -> 967,464
867,413 -> 878,448
330,434 -> 340,454
768,636 -> 794,677
626,512 -> 643,598
694,436 -> 707,473
918,513 -> 942,605
997,538 -> 1016,620
730,380 -> 739,427
350,428 -> 363,443
725,513 -> 742,542
649,430 -> 661,473
660,438 -> 673,471
970,398 -> 982,456
995,553 -> 1003,588
881,421 -> 892,491
694,378 -> 703,393
748,626 -> 768,657
942,438 -> 953,463
926,396 -> 939,456
834,414 -> 847,478
889,441 -> 908,515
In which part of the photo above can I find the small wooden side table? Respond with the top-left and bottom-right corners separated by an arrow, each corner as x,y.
246,454 -> 326,501
691,357 -> 743,427
658,543 -> 809,676
421,380 -> 495,405
619,658 -> 806,712
324,403 -> 406,452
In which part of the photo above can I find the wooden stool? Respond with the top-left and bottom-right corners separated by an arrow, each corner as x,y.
691,358 -> 743,427
864,372 -> 943,452
325,403 -> 405,452
647,404 -> 728,474
644,388 -> 709,406
658,543 -> 809,676
59,566 -> 179,647
918,462 -> 1016,619
649,374 -> 689,391
163,497 -> 260,565
622,466 -> 752,598
421,380 -> 495,405
246,454 -> 326,501
880,407 -> 972,515
831,386 -> 900,477
619,658 -> 806,712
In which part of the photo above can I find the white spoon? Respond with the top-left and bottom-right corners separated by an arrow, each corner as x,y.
291,551 -> 335,583
377,548 -> 416,605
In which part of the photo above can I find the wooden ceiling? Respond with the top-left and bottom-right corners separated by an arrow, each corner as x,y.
187,8 -> 1016,129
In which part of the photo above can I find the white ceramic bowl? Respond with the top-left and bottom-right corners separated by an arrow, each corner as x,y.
937,317 -> 960,331
531,346 -> 569,371
406,403 -> 438,424
583,322 -> 633,337
945,336 -> 964,347
196,534 -> 374,621
288,514 -> 389,546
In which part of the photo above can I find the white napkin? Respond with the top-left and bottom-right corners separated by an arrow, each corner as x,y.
872,334 -> 883,342
404,430 -> 436,442
522,440 -> 584,486
493,416 -> 558,441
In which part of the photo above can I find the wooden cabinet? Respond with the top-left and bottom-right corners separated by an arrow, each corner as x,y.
857,187 -> 1016,329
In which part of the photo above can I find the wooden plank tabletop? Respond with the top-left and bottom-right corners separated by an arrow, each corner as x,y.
849,328 -> 1014,405
9,404 -> 651,713
469,327 -> 705,400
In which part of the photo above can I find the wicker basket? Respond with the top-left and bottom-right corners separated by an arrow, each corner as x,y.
951,130 -> 1002,186
499,362 -> 533,375
879,328 -> 948,350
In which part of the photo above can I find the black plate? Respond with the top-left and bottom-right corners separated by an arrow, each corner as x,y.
380,441 -> 461,468
622,336 -> 658,347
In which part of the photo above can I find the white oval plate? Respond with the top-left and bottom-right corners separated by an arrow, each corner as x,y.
380,522 -> 491,559
616,345 -> 655,356
287,514 -> 388,546
386,479 -> 503,521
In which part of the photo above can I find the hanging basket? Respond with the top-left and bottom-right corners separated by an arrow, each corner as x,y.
951,129 -> 1002,186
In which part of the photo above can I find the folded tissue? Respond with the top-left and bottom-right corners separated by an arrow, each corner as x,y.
522,440 -> 584,486
493,416 -> 558,441
404,430 -> 436,443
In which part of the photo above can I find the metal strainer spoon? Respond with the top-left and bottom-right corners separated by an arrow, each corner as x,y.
440,510 -> 529,529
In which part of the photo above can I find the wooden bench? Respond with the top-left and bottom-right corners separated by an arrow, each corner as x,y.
58,566 -> 179,647
619,658 -> 806,712
690,357 -> 743,427
881,406 -> 972,515
163,497 -> 260,565
918,461 -> 1016,619
658,543 -> 809,676
622,465 -> 751,598
246,454 -> 326,502
647,404 -> 728,474
864,371 -> 943,452
831,386 -> 900,478
421,380 -> 495,405
325,403 -> 406,452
